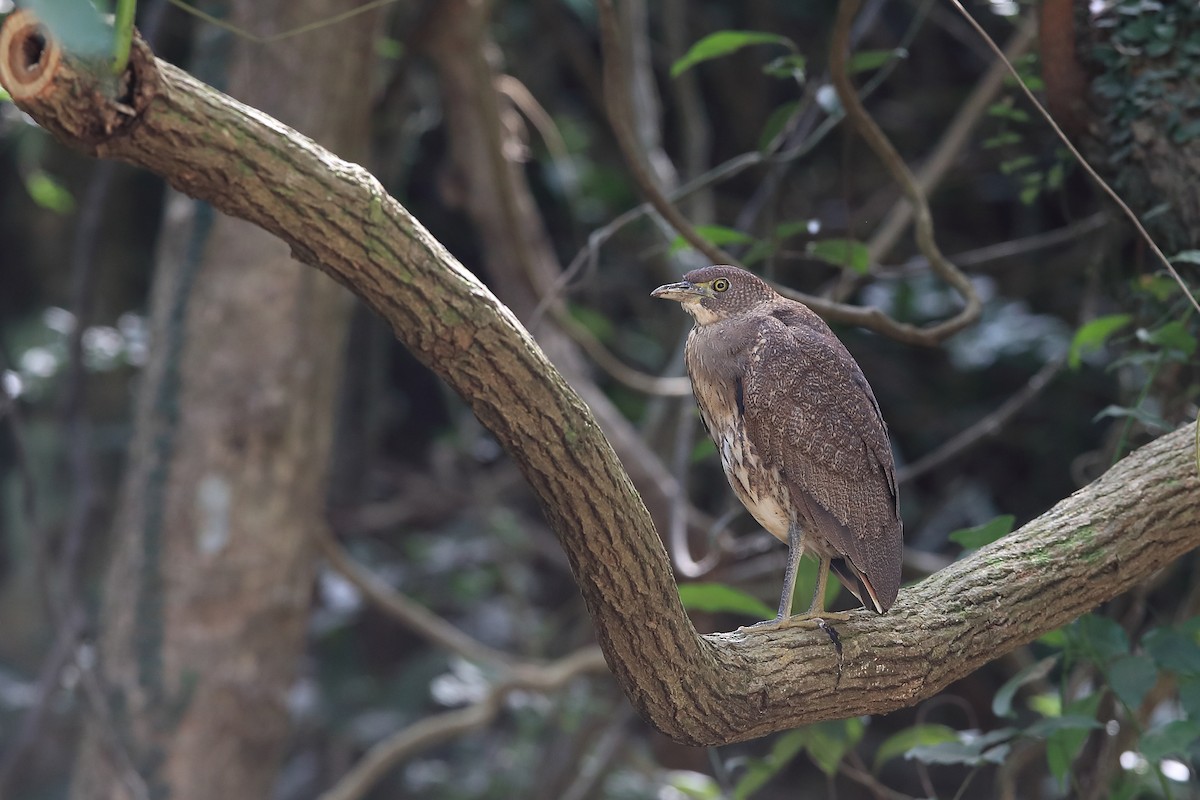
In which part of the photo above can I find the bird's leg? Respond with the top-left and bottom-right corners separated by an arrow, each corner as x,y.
807,556 -> 831,615
778,553 -> 852,629
774,520 -> 806,621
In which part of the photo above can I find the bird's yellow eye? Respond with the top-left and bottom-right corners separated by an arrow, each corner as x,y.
712,278 -> 730,293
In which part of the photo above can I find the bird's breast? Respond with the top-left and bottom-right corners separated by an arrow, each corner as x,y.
687,331 -> 792,543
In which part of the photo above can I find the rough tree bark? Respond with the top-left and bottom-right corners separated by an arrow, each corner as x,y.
1,12 -> 1197,750
43,3 -> 378,798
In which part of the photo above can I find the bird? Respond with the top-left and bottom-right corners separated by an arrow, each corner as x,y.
652,265 -> 902,624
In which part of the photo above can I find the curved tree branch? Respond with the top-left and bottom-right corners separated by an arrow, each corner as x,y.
828,0 -> 982,341
4,12 -> 1197,747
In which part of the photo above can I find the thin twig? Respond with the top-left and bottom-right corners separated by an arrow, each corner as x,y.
897,355 -> 1067,484
840,751 -> 918,800
0,607 -> 84,795
866,15 -> 1038,264
883,213 -> 1109,278
552,306 -> 692,396
316,532 -> 515,668
318,647 -> 609,800
947,0 -> 1200,316
164,0 -> 401,44
828,0 -> 982,341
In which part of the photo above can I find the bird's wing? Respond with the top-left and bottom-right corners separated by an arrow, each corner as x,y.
740,308 -> 902,607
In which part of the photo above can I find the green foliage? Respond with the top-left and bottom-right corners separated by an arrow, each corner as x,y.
948,514 -> 1015,550
1069,314 -> 1133,368
761,54 -> 806,82
1136,319 -> 1197,358
677,582 -> 775,620
375,37 -> 404,60
24,170 -> 76,214
984,71 -> 1072,206
906,727 -> 1014,767
734,719 -> 864,798
0,87 -> 10,103
847,48 -> 905,74
1090,1 -> 1200,167
1044,694 -> 1104,785
671,30 -> 795,78
668,224 -> 755,255
993,655 -> 1059,718
873,724 -> 958,770
805,238 -> 870,274
758,100 -> 801,150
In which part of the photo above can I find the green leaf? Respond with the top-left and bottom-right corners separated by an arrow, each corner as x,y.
733,728 -> 810,800
1139,720 -> 1200,762
907,728 -> 1015,766
1107,653 -> 1157,710
805,719 -> 865,777
873,724 -> 958,771
375,37 -> 404,60
1024,715 -> 1103,739
1178,675 -> 1200,719
1170,250 -> 1200,265
762,54 -> 806,81
671,31 -> 793,78
569,304 -> 614,342
993,655 -> 1059,718
1069,314 -> 1133,368
1144,627 -> 1200,677
0,87 -> 11,103
983,131 -> 1022,149
948,515 -> 1015,550
1137,320 -> 1197,356
678,582 -> 775,620
1028,692 -> 1062,718
690,436 -> 717,463
1072,614 -> 1130,664
773,220 -> 815,241
847,48 -> 904,74
759,101 -> 801,151
806,238 -> 870,274
1136,274 -> 1178,302
25,171 -> 76,214
1045,693 -> 1102,785
999,155 -> 1036,175
1092,404 -> 1171,432
668,225 -> 756,255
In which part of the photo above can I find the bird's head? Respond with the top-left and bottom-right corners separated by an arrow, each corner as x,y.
651,265 -> 776,326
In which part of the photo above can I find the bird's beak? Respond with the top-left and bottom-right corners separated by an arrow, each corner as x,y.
651,281 -> 711,302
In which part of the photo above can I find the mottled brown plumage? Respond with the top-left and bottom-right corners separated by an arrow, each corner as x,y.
652,265 -> 902,621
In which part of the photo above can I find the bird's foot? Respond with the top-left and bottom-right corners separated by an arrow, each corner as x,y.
737,610 -> 852,632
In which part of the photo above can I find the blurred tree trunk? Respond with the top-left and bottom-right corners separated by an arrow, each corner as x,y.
71,2 -> 377,798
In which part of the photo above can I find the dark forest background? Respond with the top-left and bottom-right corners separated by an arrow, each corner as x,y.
1,0 -> 1198,798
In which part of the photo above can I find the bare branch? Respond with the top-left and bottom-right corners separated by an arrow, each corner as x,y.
316,532 -> 515,669
828,0 -> 982,341
318,647 -> 609,800
896,356 -> 1067,485
866,15 -> 1038,264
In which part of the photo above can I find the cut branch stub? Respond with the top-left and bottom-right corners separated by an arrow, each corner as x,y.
0,10 -> 157,146
0,10 -> 60,100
